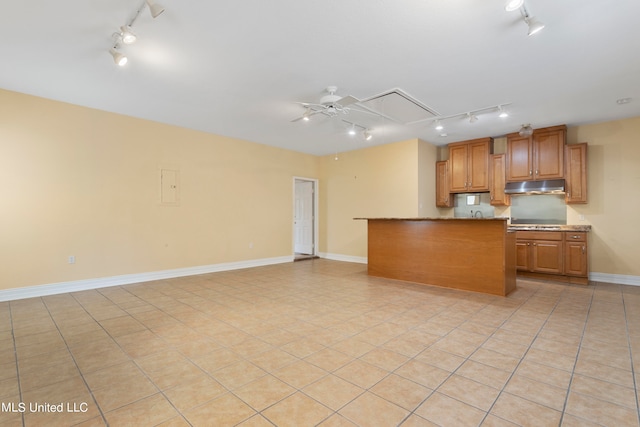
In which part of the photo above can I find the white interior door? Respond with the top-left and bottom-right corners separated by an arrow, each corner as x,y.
294,180 -> 314,254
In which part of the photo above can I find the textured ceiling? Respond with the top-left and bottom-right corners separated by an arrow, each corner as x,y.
1,0 -> 639,155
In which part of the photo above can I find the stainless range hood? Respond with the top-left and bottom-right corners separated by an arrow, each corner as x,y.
504,179 -> 565,195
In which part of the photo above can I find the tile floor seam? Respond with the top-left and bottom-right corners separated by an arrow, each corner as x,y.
556,283 -> 595,426
7,299 -> 25,427
622,286 -> 640,426
39,296 -> 109,427
472,282 -> 584,426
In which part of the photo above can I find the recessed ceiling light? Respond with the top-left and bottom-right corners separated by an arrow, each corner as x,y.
616,98 -> 632,105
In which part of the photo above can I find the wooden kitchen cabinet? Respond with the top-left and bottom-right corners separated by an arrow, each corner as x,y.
515,231 -> 563,274
565,232 -> 588,277
490,154 -> 510,206
506,125 -> 566,182
565,143 -> 588,204
515,230 -> 589,284
448,137 -> 492,193
435,160 -> 453,207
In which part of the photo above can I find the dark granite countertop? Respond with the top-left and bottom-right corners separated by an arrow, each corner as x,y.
508,224 -> 592,232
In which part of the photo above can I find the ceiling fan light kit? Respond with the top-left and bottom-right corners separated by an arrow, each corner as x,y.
108,0 -> 166,66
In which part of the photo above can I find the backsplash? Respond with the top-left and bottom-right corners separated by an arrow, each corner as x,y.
453,193 -> 495,218
510,194 -> 567,224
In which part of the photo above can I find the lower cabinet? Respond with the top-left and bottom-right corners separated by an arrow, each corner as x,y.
515,230 -> 588,284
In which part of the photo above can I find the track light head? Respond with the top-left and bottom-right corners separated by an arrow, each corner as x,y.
434,120 -> 444,131
110,48 -> 128,66
119,26 -> 137,44
468,113 -> 478,123
526,16 -> 545,35
363,130 -> 372,141
146,0 -> 165,18
505,0 -> 524,12
348,124 -> 357,136
498,106 -> 509,118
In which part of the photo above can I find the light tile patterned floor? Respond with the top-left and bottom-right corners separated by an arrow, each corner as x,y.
1,259 -> 639,426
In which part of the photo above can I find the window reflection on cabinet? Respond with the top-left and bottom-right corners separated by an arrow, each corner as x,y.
490,154 -> 510,206
565,143 -> 588,204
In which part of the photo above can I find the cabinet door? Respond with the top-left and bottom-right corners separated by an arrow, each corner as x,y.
449,144 -> 469,193
490,154 -> 510,206
515,241 -> 530,271
468,140 -> 490,191
506,134 -> 533,182
565,143 -> 587,204
531,240 -> 563,274
435,161 -> 453,207
533,127 -> 565,180
565,241 -> 588,277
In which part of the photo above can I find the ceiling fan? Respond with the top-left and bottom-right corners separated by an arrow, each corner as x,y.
291,86 -> 379,122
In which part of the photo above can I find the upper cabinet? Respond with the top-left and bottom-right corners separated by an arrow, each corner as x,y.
490,154 -> 510,206
448,137 -> 492,193
565,143 -> 588,204
435,160 -> 453,207
506,125 -> 566,182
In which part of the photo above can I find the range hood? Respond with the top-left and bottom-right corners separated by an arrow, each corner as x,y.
504,179 -> 565,195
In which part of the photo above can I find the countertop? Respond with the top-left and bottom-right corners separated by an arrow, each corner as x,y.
353,217 -> 508,221
508,224 -> 592,232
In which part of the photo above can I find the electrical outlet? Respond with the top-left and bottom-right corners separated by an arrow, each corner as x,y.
68,255 -> 76,264
249,242 -> 253,249
579,214 -> 585,221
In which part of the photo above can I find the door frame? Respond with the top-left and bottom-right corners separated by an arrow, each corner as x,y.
293,177 -> 319,257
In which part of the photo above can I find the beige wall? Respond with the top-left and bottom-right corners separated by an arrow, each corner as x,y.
567,118 -> 640,277
318,139 -> 440,259
1,89 -> 319,290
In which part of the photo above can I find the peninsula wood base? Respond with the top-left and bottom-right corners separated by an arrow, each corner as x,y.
362,218 -> 517,296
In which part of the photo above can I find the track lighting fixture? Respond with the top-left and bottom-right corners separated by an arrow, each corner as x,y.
525,15 -> 545,36
498,105 -> 509,118
504,0 -> 524,12
505,1 -> 545,36
519,124 -> 533,137
108,0 -> 166,66
146,0 -> 165,18
468,113 -> 478,123
434,120 -> 443,131
302,109 -> 311,121
363,130 -> 372,141
348,124 -> 357,136
119,26 -> 137,44
110,48 -> 128,66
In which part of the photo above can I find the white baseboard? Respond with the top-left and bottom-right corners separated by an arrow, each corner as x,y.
590,272 -> 640,287
319,252 -> 367,264
0,256 -> 293,302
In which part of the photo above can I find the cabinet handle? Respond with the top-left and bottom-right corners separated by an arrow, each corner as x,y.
567,191 -> 571,198
535,169 -> 539,175
571,235 -> 579,239
529,170 -> 532,176
582,245 -> 585,254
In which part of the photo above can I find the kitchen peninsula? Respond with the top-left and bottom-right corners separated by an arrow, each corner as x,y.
356,218 -> 516,296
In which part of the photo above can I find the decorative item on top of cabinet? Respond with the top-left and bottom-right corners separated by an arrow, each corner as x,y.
448,137 -> 493,193
565,143 -> 588,204
506,125 -> 566,182
490,154 -> 510,206
435,160 -> 453,207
